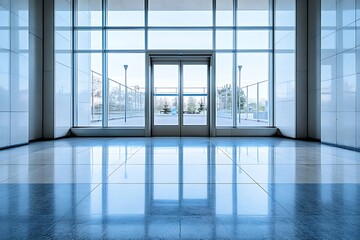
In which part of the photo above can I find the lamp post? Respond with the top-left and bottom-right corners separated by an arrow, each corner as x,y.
124,65 -> 128,122
238,65 -> 242,123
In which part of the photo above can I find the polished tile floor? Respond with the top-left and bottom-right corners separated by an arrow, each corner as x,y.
1,137 -> 360,239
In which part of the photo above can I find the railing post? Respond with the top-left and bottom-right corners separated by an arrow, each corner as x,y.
118,82 -> 121,119
91,71 -> 93,121
257,82 -> 260,122
238,89 -> 240,123
120,84 -> 122,119
124,65 -> 128,122
225,90 -> 228,116
246,86 -> 249,120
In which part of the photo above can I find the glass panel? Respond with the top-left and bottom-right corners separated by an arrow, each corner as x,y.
237,30 -> 270,50
216,0 -> 233,26
148,0 -> 212,26
274,30 -> 295,50
148,30 -> 212,50
258,81 -> 269,121
276,0 -> 296,27
107,53 -> 145,127
237,53 -> 270,126
237,0 -> 270,26
183,65 -> 208,126
107,30 -> 145,50
216,30 -> 233,50
0,6 -> 10,49
153,65 -> 179,126
76,30 -> 102,50
76,53 -> 103,127
107,0 -> 145,26
76,0 -> 102,26
216,53 -> 233,127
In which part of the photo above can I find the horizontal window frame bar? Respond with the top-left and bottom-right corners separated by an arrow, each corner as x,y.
73,26 -> 273,30
73,49 -> 273,53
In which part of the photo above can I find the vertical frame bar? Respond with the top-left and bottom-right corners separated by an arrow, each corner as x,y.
102,0 -> 108,127
269,0 -> 275,127
179,61 -> 183,129
233,0 -> 238,128
211,0 -> 216,136
72,0 -> 77,127
148,55 -> 153,136
210,55 -> 216,136
145,0 -> 151,136
257,82 -> 260,121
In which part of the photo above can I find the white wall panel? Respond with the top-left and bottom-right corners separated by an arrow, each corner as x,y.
0,112 -> 10,148
321,0 -> 360,149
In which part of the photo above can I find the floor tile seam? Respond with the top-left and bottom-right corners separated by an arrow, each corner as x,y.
216,147 -> 292,215
215,146 -> 360,183
239,163 -> 360,166
215,146 -> 236,164
5,163 -> 360,166
3,180 -> 358,184
0,164 -> 52,184
0,163 -> 239,166
276,153 -> 360,162
74,146 -> 95,155
216,146 -> 261,185
255,181 -> 360,184
106,163 -> 237,166
236,172 -> 293,216
81,182 -> 264,185
42,182 -> 103,233
105,146 -> 146,181
0,163 -> 134,166
0,147 -> 144,184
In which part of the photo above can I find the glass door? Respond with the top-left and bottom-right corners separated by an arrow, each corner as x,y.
151,58 -> 210,136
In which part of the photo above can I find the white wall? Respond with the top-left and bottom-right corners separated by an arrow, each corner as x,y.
275,0 -> 321,140
321,0 -> 360,148
29,0 -> 43,140
274,0 -> 296,138
0,0 -> 29,148
76,6 -> 92,127
43,0 -> 72,139
308,0 -> 322,140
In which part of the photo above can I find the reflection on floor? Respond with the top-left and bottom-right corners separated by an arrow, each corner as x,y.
0,137 -> 360,239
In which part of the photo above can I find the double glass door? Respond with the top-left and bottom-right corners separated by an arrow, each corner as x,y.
151,58 -> 210,136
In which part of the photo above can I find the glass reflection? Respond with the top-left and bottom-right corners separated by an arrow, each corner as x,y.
3,139 -> 360,238
77,140 -> 273,218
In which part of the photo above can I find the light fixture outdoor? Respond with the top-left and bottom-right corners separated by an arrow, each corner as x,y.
238,65 -> 242,123
124,65 -> 128,123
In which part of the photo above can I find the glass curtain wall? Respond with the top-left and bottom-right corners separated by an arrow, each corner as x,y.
73,0 -> 273,128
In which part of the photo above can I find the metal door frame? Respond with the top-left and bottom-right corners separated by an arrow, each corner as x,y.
149,54 -> 213,136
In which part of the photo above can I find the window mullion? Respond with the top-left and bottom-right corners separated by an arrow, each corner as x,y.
102,0 -> 108,127
233,0 -> 237,128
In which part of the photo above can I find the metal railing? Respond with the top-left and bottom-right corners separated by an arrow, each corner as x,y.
216,80 -> 269,123
240,80 -> 268,123
91,71 -> 145,122
90,72 -> 268,124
